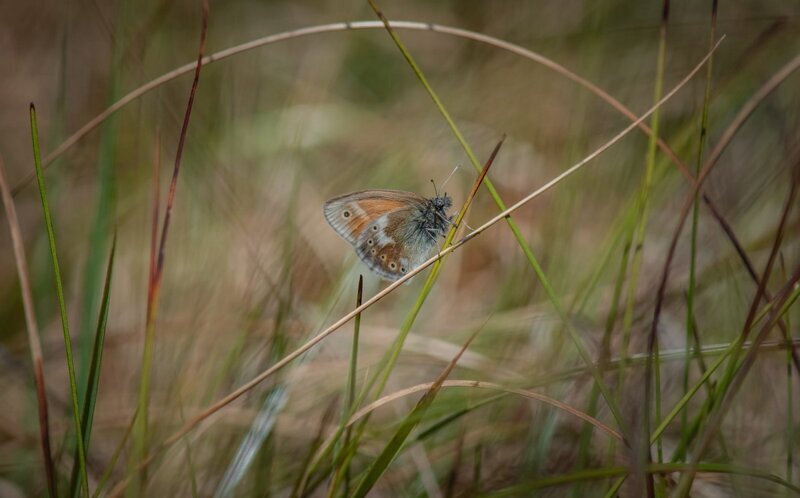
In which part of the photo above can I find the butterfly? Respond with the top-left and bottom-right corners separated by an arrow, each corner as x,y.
324,189 -> 454,281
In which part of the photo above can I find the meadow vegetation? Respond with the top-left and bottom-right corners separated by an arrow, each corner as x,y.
0,0 -> 798,496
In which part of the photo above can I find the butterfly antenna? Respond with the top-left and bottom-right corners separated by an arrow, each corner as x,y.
440,164 -> 460,190
430,178 -> 439,197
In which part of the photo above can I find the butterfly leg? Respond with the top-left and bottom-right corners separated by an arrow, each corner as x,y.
425,228 -> 444,259
437,212 -> 475,235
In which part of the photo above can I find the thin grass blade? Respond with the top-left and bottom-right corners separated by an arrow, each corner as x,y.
69,233 -> 116,497
30,103 -> 90,498
352,329 -> 481,498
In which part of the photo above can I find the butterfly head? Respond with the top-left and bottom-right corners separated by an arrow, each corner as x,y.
416,193 -> 453,241
432,193 -> 452,212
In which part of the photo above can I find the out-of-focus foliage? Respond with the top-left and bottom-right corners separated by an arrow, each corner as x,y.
0,0 -> 798,496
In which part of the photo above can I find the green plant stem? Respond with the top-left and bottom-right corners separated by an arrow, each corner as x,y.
30,103 -> 90,498
367,0 -> 628,438
494,462 -> 800,497
92,410 -> 138,498
605,286 -> 790,496
623,13 -> 667,495
328,276 -> 363,497
298,139 -> 504,495
684,0 -> 717,446
69,234 -> 116,497
673,274 -> 800,497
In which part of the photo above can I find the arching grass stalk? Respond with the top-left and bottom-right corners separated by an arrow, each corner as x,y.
17,22 -> 772,366
16,23 -> 777,377
106,44 -> 719,496
367,0 -> 630,438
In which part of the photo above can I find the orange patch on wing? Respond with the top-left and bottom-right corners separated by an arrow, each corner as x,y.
346,199 -> 414,235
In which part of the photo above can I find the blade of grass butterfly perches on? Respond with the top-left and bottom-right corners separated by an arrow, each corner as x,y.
22,15 -> 777,380
15,15 -> 789,383
30,103 -> 90,498
366,0 -> 633,438
295,138 -> 506,496
0,153 -> 58,497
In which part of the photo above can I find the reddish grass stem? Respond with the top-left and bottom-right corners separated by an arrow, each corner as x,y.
133,0 -> 209,490
105,45 -> 717,496
0,154 -> 57,497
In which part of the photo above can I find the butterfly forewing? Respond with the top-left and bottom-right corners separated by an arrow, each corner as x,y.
323,190 -> 426,244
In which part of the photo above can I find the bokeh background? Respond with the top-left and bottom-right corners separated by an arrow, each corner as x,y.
1,0 -> 799,496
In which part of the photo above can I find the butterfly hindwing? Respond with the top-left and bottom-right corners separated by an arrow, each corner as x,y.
354,208 -> 436,281
323,190 -> 426,244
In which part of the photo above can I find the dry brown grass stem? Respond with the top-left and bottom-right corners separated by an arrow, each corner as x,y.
18,18 -> 783,363
646,51 -> 800,426
13,20 -> 704,195
646,52 -> 800,496
14,20 -> 782,358
346,380 -> 623,442
105,39 -> 720,497
0,153 -> 57,496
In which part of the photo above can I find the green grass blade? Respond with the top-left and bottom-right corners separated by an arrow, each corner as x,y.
69,233 -> 116,497
684,0 -> 718,445
367,0 -> 628,437
352,330 -> 480,498
292,137 -> 504,494
625,12 -> 667,494
328,275 -> 363,497
492,463 -> 800,496
76,76 -> 118,405
92,410 -> 138,498
30,103 -> 90,498
607,288 -> 795,495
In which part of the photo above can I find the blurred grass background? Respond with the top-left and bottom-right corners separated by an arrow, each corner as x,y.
0,0 -> 799,496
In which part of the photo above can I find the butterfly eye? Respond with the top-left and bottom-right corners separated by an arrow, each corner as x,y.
342,210 -> 351,218
367,239 -> 373,245
389,262 -> 397,270
380,255 -> 386,261
372,225 -> 378,231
